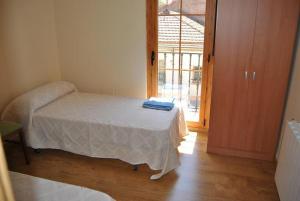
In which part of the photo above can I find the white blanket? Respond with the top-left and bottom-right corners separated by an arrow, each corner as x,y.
10,171 -> 115,201
1,82 -> 187,179
31,93 -> 186,179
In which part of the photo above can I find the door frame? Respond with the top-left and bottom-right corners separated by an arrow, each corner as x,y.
146,0 -> 216,130
146,0 -> 158,98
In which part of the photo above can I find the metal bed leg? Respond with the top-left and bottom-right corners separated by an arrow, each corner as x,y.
33,149 -> 41,154
133,165 -> 139,171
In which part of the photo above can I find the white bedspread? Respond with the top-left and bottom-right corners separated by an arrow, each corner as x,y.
30,93 -> 187,179
10,171 -> 115,201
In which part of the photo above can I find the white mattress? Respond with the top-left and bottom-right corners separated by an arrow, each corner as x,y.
10,171 -> 114,201
30,92 -> 187,179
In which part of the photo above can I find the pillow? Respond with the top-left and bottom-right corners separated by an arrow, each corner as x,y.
1,81 -> 77,130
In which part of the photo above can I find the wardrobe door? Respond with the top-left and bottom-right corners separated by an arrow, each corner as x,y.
208,0 -> 257,152
246,0 -> 300,160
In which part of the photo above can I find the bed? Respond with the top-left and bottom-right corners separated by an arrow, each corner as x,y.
10,171 -> 115,201
1,81 -> 187,179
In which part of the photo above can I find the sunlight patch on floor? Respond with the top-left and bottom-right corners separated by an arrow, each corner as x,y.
178,132 -> 197,154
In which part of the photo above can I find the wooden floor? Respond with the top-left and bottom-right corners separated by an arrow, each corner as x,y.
5,132 -> 279,201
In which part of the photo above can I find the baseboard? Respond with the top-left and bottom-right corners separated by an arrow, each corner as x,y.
207,146 -> 275,161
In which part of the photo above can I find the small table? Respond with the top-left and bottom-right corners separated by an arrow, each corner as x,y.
0,121 -> 30,164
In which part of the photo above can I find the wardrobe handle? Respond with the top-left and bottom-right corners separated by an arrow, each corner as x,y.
244,71 -> 248,79
252,72 -> 256,80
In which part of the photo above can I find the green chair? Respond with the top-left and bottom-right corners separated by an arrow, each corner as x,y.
0,121 -> 30,164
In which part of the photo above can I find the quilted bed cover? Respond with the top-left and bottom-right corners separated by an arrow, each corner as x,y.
32,93 -> 186,179
1,81 -> 187,179
10,171 -> 115,201
2,82 -> 187,179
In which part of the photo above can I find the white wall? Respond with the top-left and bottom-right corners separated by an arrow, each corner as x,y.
0,0 -> 147,113
0,0 -> 61,112
277,24 -> 300,157
54,0 -> 147,98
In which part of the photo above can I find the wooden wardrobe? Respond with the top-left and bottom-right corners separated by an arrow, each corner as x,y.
207,0 -> 300,161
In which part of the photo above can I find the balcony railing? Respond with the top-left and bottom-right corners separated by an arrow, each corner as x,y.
158,51 -> 202,121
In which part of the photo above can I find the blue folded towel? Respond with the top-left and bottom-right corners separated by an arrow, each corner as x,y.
143,100 -> 174,111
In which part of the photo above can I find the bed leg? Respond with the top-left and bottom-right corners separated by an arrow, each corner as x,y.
133,165 -> 139,171
33,149 -> 41,154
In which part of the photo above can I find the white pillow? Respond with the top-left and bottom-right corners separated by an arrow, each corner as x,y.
1,81 -> 77,129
